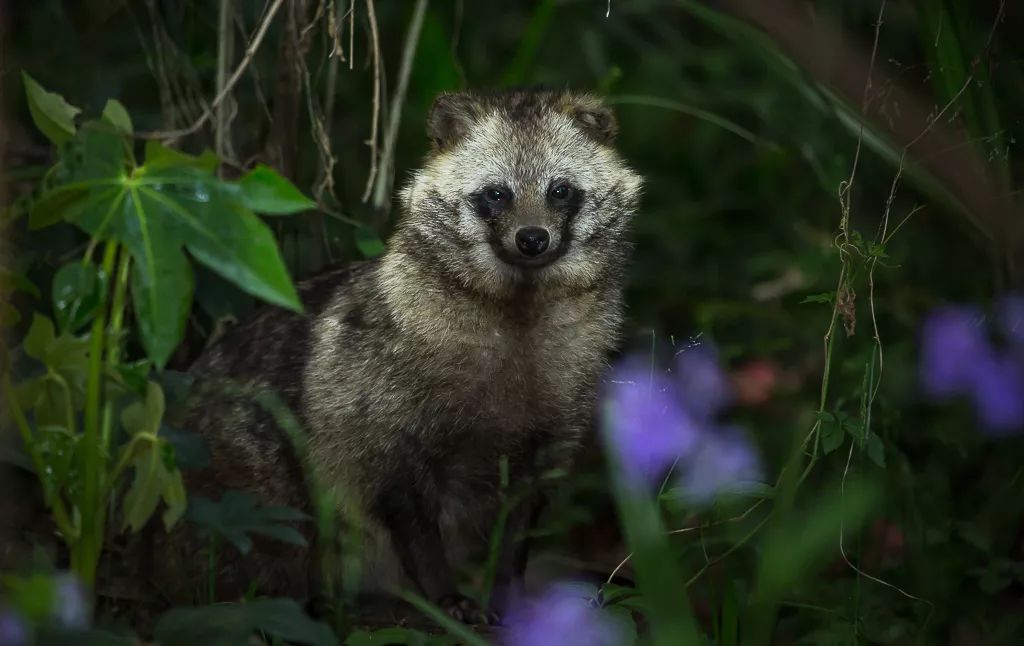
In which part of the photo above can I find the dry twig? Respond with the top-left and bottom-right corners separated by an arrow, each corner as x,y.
140,0 -> 287,141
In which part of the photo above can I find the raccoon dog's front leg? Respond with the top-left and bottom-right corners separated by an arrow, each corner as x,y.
373,471 -> 495,625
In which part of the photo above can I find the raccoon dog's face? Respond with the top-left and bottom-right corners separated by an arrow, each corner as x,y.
399,88 -> 643,297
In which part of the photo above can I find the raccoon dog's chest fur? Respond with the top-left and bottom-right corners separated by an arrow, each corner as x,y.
180,87 -> 642,617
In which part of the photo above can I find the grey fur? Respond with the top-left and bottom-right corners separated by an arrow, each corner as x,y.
172,87 -> 642,619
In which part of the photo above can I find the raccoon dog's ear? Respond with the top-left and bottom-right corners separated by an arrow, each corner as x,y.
426,92 -> 482,151
559,93 -> 619,145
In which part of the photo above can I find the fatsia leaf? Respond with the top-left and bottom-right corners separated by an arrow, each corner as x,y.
22,72 -> 81,147
33,124 -> 302,367
101,99 -> 133,136
143,140 -> 218,173
186,490 -> 310,555
236,165 -> 315,215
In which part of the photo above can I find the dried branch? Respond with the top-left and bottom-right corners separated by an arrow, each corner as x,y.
360,0 -> 382,203
214,0 -> 237,172
371,0 -> 429,213
140,0 -> 287,141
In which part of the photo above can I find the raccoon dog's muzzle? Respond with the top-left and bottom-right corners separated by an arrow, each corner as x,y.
494,225 -> 564,269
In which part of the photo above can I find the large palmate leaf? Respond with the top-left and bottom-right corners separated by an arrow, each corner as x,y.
186,490 -> 309,555
154,598 -> 337,646
29,122 -> 308,367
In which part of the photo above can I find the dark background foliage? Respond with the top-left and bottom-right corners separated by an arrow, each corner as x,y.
3,0 -> 1024,643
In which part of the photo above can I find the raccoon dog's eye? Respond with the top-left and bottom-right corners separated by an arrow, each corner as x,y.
549,184 -> 575,201
485,188 -> 509,203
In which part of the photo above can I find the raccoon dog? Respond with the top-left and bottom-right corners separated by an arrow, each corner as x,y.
176,87 -> 642,623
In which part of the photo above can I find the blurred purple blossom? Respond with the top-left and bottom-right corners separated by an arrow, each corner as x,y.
675,344 -> 732,422
920,300 -> 1024,435
51,573 -> 89,631
0,607 -> 28,646
969,355 -> 1024,434
503,583 -> 623,646
679,427 -> 763,503
603,358 -> 701,487
602,341 -> 764,501
920,306 -> 989,397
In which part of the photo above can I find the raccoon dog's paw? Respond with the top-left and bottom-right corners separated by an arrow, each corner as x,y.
437,593 -> 498,625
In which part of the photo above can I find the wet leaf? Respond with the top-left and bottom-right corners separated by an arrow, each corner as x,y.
22,72 -> 80,146
235,165 -> 315,215
32,124 -> 301,367
52,262 -> 103,333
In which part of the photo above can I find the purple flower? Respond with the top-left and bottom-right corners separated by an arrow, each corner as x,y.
0,607 -> 28,646
603,359 -> 701,487
678,427 -> 763,503
503,583 -> 623,646
919,302 -> 1024,435
674,343 -> 732,422
51,573 -> 89,630
920,306 -> 991,397
602,346 -> 765,502
970,354 -> 1024,434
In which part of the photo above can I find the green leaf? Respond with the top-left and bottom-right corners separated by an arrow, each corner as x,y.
119,383 -> 185,531
154,599 -> 338,646
23,312 -> 56,359
603,416 -> 702,646
143,140 -> 218,173
399,593 -> 491,646
346,628 -> 434,645
753,481 -> 879,602
101,99 -> 133,136
865,431 -> 886,468
236,165 -> 315,215
52,262 -> 103,332
821,420 -> 844,455
355,226 -> 386,259
121,381 -> 165,436
22,313 -> 90,376
120,437 -> 186,532
800,292 -> 834,305
22,71 -> 81,147
186,490 -> 309,555
0,267 -> 41,299
121,440 -> 168,532
37,124 -> 300,367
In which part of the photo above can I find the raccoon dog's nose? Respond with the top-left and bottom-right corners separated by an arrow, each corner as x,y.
515,227 -> 550,257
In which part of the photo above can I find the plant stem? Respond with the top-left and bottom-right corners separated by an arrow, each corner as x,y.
77,241 -> 118,589
100,248 -> 131,455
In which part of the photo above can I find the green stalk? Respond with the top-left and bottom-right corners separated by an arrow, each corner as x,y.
100,249 -> 131,455
76,241 -> 119,589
